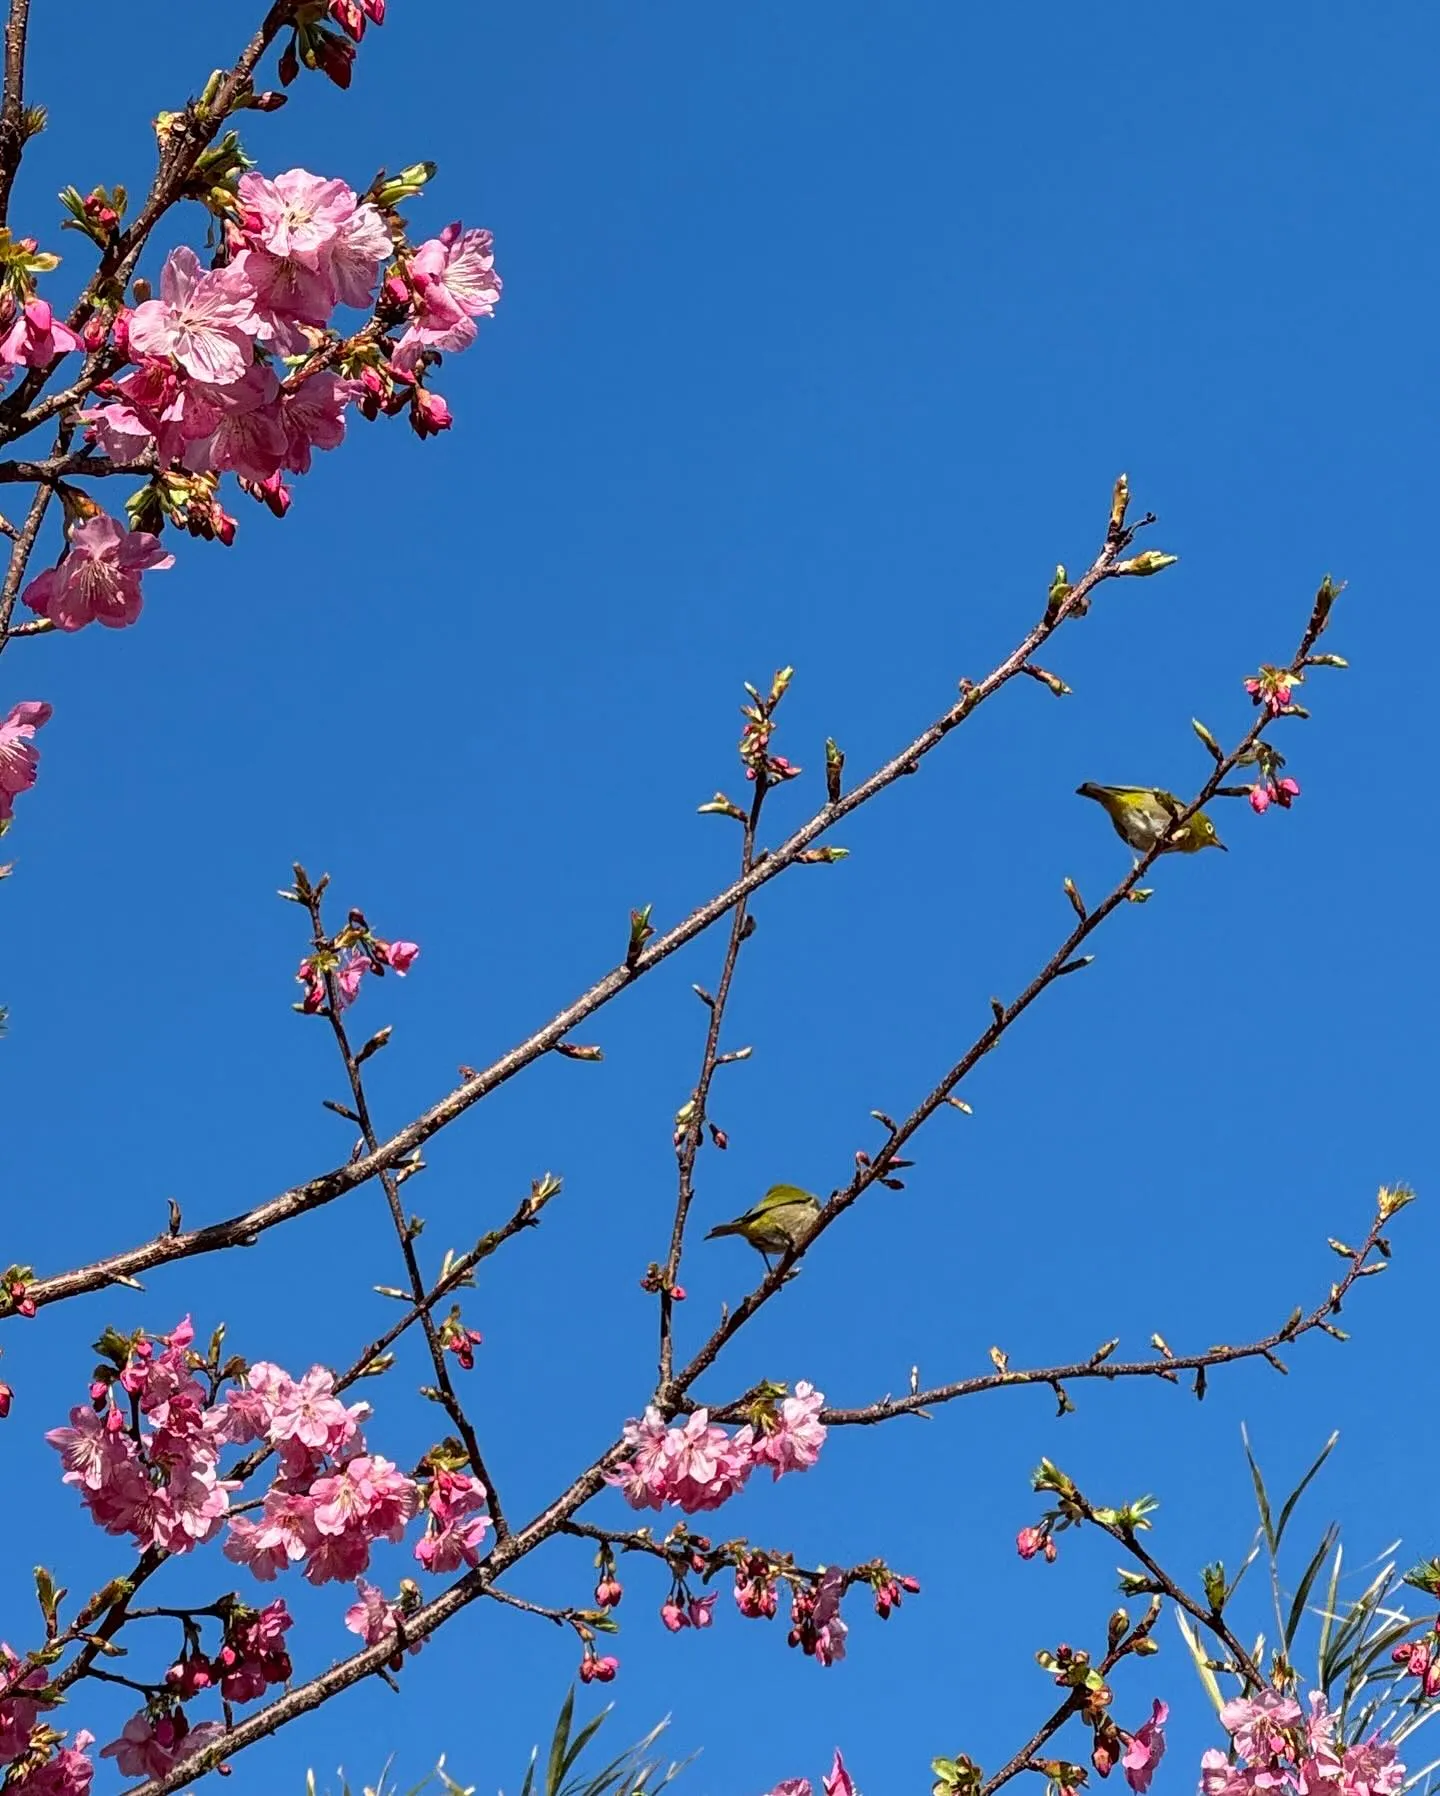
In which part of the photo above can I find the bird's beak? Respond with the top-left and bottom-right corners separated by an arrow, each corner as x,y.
1213,837 -> 1228,852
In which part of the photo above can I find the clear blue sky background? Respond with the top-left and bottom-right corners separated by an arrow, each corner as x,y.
2,3 -> 1436,1792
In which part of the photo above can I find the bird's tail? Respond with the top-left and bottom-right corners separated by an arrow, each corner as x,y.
704,1222 -> 743,1240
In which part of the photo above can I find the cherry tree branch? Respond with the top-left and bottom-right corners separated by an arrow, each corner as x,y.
105,578 -> 1358,1796
17,502 -> 1143,1313
662,587 -> 1332,1406
305,888 -> 509,1538
814,1204 -> 1388,1426
0,0 -> 31,222
0,1 -> 302,451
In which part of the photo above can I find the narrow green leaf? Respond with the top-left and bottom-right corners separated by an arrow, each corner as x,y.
545,1688 -> 576,1796
1175,1610 -> 1225,1716
1274,1431 -> 1340,1549
1285,1526 -> 1339,1651
1242,1425 -> 1277,1553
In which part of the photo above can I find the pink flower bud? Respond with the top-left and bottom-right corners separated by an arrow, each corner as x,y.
409,386 -> 453,439
1249,783 -> 1271,814
17,1298 -> 35,1319
89,1380 -> 108,1403
0,1382 -> 11,1418
1042,1535 -> 1058,1564
688,1595 -> 716,1629
384,939 -> 420,974
594,1578 -> 623,1609
1016,1527 -> 1042,1560
660,1601 -> 688,1632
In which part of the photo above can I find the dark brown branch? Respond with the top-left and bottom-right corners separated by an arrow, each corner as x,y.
0,0 -> 31,223
0,432 -> 57,653
22,520 -> 1130,1312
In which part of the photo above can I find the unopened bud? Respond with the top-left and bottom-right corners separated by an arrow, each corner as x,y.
1114,551 -> 1178,577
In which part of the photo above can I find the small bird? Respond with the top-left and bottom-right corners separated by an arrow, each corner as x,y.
705,1184 -> 821,1266
1076,783 -> 1227,854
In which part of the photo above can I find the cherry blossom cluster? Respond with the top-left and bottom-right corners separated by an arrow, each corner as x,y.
606,1381 -> 826,1514
220,1358 -> 417,1585
46,1316 -> 240,1556
1392,1617 -> 1440,1698
1201,1689 -> 1404,1796
100,1709 -> 225,1784
296,921 -> 419,1014
762,1750 -> 855,1796
0,1652 -> 93,1796
44,1319 -> 484,1594
14,165 -> 497,637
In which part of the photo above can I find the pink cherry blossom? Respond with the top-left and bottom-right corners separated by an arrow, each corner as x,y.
186,364 -> 288,483
330,203 -> 393,307
383,939 -> 420,973
100,1710 -> 225,1781
1221,1689 -> 1303,1765
344,1579 -> 415,1648
46,1403 -> 127,1491
764,1783 -> 813,1796
0,297 -> 82,366
128,246 -> 258,382
400,224 -> 502,358
688,1594 -> 717,1629
280,371 -> 357,473
0,699 -> 51,820
414,1469 -> 491,1573
237,169 -> 358,267
749,1380 -> 826,1479
229,246 -> 337,339
224,1493 -> 316,1581
1122,1700 -> 1167,1793
21,514 -> 174,632
607,1407 -> 755,1514
216,1599 -> 293,1702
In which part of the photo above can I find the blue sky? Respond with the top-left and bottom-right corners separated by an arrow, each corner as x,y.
2,2 -> 1436,1792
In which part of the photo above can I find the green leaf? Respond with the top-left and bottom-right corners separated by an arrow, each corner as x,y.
1242,1425 -> 1276,1554
545,1688 -> 577,1796
1175,1610 -> 1225,1717
1274,1431 -> 1339,1550
1284,1526 -> 1339,1651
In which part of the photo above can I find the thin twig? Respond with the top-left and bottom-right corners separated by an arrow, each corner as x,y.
657,773 -> 765,1391
812,1208 -> 1388,1426
307,892 -> 508,1538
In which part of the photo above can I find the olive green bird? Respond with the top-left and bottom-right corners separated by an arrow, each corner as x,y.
1076,783 -> 1227,854
705,1184 -> 821,1266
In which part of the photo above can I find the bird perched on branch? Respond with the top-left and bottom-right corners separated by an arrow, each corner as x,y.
1076,783 -> 1226,854
705,1184 -> 821,1267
